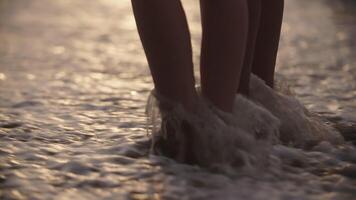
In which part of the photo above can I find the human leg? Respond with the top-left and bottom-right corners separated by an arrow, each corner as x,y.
131,0 -> 197,111
251,0 -> 284,88
200,0 -> 248,112
237,0 -> 262,95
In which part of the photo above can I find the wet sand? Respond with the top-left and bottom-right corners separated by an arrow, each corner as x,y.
1,0 -> 356,199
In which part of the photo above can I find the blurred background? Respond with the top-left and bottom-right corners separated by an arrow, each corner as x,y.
1,0 -> 355,119
0,0 -> 356,199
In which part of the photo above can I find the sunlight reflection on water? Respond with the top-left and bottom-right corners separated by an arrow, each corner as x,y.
0,0 -> 356,199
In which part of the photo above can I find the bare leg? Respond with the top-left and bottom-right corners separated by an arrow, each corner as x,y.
131,0 -> 197,111
200,0 -> 248,112
237,0 -> 262,95
251,0 -> 284,88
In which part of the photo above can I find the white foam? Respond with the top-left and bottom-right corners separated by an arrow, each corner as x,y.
249,74 -> 344,147
146,90 -> 278,172
146,75 -> 346,176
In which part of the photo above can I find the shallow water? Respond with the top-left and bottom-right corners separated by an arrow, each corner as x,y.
1,0 -> 356,199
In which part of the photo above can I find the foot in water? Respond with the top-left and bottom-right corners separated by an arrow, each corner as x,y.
211,94 -> 281,143
247,74 -> 344,147
146,90 -> 278,170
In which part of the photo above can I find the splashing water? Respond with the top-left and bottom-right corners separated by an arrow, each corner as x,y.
146,75 -> 356,199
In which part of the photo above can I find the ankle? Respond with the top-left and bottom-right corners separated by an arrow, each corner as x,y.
180,91 -> 199,113
154,88 -> 198,113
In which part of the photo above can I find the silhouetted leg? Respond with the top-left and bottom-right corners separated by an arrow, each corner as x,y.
131,0 -> 197,111
237,0 -> 262,95
200,0 -> 248,112
251,0 -> 284,88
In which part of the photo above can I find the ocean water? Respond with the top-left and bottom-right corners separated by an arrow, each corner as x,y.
1,0 -> 356,199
